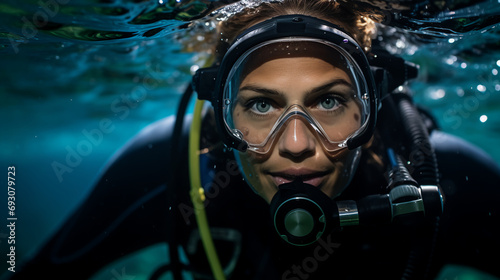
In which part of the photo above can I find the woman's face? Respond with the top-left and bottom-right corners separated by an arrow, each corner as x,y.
233,43 -> 362,203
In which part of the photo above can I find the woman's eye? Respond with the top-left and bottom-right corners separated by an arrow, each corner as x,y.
250,100 -> 274,114
318,96 -> 341,110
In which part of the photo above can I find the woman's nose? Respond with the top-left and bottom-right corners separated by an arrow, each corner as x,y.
278,118 -> 316,158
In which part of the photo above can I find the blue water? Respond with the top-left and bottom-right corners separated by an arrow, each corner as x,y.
0,0 -> 499,278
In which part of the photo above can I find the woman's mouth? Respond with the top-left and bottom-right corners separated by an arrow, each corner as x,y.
269,169 -> 329,187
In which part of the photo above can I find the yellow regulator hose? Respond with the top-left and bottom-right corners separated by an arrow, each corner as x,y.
188,99 -> 226,280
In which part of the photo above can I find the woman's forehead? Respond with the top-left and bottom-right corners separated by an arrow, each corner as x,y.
240,40 -> 351,81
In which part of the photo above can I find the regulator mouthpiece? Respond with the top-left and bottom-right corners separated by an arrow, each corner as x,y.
269,181 -> 443,247
270,181 -> 335,246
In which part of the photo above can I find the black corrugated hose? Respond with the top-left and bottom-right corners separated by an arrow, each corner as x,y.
393,92 -> 442,280
395,94 -> 439,185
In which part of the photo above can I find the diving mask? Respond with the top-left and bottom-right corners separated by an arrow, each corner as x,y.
194,15 -> 379,153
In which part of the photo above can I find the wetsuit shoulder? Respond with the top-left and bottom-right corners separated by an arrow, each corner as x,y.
100,115 -> 186,188
10,116 -> 191,279
431,130 -> 500,199
430,130 -> 500,277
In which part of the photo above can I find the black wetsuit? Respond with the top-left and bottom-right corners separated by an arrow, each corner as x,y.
7,107 -> 500,279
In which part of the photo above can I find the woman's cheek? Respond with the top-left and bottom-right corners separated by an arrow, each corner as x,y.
235,152 -> 261,188
235,151 -> 276,203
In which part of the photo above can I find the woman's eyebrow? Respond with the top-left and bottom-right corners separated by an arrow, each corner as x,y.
306,79 -> 354,97
238,84 -> 286,97
238,79 -> 353,99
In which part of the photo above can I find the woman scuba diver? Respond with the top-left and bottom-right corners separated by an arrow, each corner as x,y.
8,1 -> 500,280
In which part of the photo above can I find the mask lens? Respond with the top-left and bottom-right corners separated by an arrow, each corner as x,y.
223,39 -> 370,154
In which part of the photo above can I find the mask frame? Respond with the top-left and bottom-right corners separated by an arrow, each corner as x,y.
193,14 -> 379,152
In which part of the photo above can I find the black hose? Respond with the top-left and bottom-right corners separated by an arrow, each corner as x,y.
161,83 -> 194,280
395,94 -> 439,186
391,93 -> 441,280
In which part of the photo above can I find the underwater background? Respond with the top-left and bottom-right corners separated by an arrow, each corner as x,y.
0,0 -> 499,279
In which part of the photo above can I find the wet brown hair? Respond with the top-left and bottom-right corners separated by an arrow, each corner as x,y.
214,0 -> 379,61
